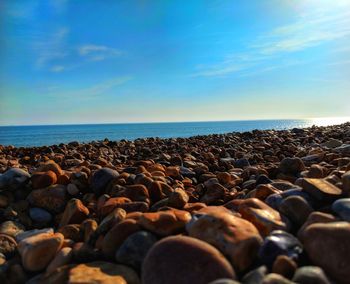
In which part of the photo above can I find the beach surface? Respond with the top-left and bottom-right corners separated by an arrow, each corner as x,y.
0,122 -> 350,283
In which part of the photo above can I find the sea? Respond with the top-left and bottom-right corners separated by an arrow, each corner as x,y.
0,118 -> 349,147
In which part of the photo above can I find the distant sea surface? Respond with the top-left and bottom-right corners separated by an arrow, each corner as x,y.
0,118 -> 349,147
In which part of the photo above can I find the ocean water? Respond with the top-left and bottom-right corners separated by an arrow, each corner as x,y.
0,118 -> 349,147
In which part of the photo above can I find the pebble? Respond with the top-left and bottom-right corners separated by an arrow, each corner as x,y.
90,167 -> 119,195
272,255 -> 297,279
0,168 -> 30,190
142,235 -> 236,284
279,157 -> 305,176
46,247 -> 73,274
31,170 -> 57,189
0,220 -> 25,237
187,207 -> 262,271
67,183 -> 79,195
259,230 -> 303,267
279,195 -> 313,227
241,265 -> 267,284
18,232 -> 64,271
300,178 -> 342,202
115,230 -> 157,269
0,233 -> 17,257
302,222 -> 350,283
29,207 -> 53,224
292,266 -> 331,284
332,198 -> 350,221
59,198 -> 89,227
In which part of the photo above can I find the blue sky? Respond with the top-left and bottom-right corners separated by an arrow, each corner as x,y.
0,0 -> 350,125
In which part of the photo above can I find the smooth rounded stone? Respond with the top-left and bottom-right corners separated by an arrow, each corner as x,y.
37,160 -> 63,177
302,222 -> 350,283
342,171 -> 350,196
321,139 -> 342,149
27,184 -> 67,213
168,188 -> 189,208
270,181 -> 297,192
298,211 -> 338,240
31,171 -> 57,189
292,266 -> 331,284
308,164 -> 325,178
262,273 -> 294,284
46,247 -> 73,274
81,218 -> 98,243
97,208 -> 126,235
187,208 -> 262,271
72,242 -> 101,263
0,168 -> 30,190
98,197 -> 131,216
67,183 -> 79,195
18,232 -> 64,271
238,198 -> 288,236
279,196 -> 313,227
272,255 -> 297,279
300,178 -> 342,202
201,182 -> 227,204
15,227 -> 54,243
68,261 -> 140,284
142,235 -> 236,284
115,230 -> 157,269
0,233 -> 17,257
90,167 -> 119,195
280,188 -> 311,201
332,198 -> 350,221
208,279 -> 240,284
102,219 -> 140,259
0,194 -> 9,208
116,184 -> 149,202
265,193 -> 284,210
139,209 -> 191,236
241,265 -> 267,284
248,184 -> 281,200
235,158 -> 250,168
278,157 -> 305,176
58,224 -> 82,242
0,220 -> 25,237
29,207 -> 53,224
334,144 -> 350,155
259,230 -> 302,267
59,198 -> 89,227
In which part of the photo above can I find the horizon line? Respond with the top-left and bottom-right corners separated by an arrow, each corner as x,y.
1,116 -> 349,128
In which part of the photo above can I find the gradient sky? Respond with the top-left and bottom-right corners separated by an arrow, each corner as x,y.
0,0 -> 350,126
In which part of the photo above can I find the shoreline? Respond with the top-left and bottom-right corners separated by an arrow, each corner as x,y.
0,122 -> 350,282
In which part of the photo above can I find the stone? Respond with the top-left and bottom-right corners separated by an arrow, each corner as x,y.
334,144 -> 350,155
238,198 -> 288,236
262,273 -> 294,284
272,255 -> 297,279
97,208 -> 126,235
300,178 -> 342,202
259,230 -> 302,267
0,168 -> 30,190
241,266 -> 267,284
139,209 -> 191,236
302,222 -> 350,283
81,219 -> 98,243
332,198 -> 350,221
201,182 -> 227,204
279,157 -> 305,176
116,184 -> 149,202
168,188 -> 189,208
31,171 -> 57,189
0,220 -> 25,237
115,230 -> 157,269
27,184 -> 67,213
46,247 -> 73,274
58,224 -> 82,242
90,167 -> 119,195
29,207 -> 53,224
279,196 -> 313,227
0,194 -> 9,208
98,197 -> 131,216
15,227 -> 54,243
0,233 -> 17,257
248,184 -> 281,201
321,139 -> 342,149
59,198 -> 89,227
187,208 -> 262,271
342,171 -> 350,196
37,160 -> 63,177
67,183 -> 79,195
102,219 -> 140,259
142,235 -> 236,284
18,232 -> 64,271
292,266 -> 331,284
68,261 -> 140,284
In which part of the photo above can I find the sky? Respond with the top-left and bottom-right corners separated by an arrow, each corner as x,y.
0,0 -> 350,126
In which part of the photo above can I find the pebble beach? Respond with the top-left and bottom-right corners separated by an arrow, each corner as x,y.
0,122 -> 350,284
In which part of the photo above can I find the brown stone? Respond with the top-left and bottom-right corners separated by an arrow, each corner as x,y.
272,255 -> 297,279
168,188 -> 189,208
238,198 -> 287,236
18,232 -> 64,271
0,233 -> 17,257
31,171 -> 57,189
98,197 -> 131,216
58,224 -> 83,242
46,247 -> 73,274
139,209 -> 191,236
300,178 -> 342,201
302,222 -> 350,284
187,208 -> 262,271
37,160 -> 63,176
59,198 -> 89,227
142,235 -> 236,284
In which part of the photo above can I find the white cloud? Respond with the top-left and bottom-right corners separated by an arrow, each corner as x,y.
78,44 -> 122,61
192,1 -> 350,77
50,65 -> 65,72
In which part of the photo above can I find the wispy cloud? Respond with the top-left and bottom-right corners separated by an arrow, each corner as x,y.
78,44 -> 122,61
50,65 -> 65,72
192,1 -> 350,77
